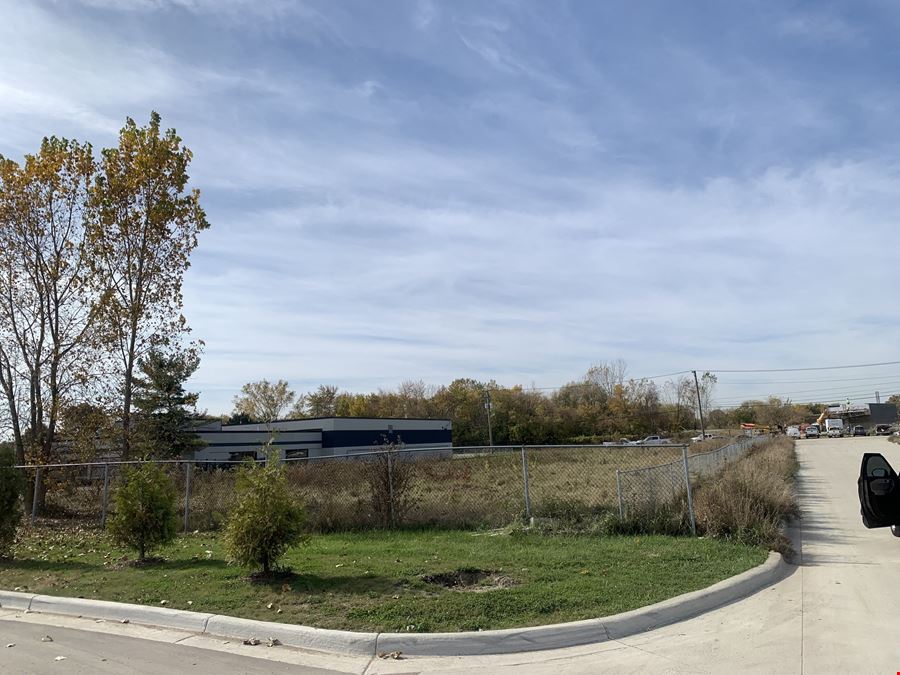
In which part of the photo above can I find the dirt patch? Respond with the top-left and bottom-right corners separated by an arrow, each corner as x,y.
421,569 -> 517,592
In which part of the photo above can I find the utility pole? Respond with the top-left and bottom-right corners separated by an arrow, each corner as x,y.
692,370 -> 707,441
485,388 -> 494,448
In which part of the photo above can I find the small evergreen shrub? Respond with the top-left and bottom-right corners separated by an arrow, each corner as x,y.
225,458 -> 306,575
0,450 -> 24,558
107,463 -> 179,562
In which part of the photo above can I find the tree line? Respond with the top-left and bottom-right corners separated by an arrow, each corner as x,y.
228,367 -> 842,446
228,364 -> 718,445
0,113 -> 208,487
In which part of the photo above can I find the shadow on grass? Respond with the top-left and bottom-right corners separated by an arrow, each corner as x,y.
254,571 -> 404,596
0,559 -> 99,573
147,558 -> 231,572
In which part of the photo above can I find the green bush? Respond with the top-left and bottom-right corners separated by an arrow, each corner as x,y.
225,458 -> 306,574
107,464 -> 179,562
0,450 -> 24,558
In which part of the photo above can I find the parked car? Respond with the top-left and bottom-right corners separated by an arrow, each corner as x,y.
852,425 -> 867,437
690,432 -> 714,443
786,426 -> 801,439
875,424 -> 892,436
858,453 -> 900,536
635,435 -> 672,445
805,426 -> 820,438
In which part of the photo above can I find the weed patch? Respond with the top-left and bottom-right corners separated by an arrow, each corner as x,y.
692,437 -> 798,552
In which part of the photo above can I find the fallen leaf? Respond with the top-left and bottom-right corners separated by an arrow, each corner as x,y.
41,636 -> 53,642
377,651 -> 403,660
266,637 -> 280,647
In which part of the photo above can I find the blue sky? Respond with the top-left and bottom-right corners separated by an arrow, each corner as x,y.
2,0 -> 900,413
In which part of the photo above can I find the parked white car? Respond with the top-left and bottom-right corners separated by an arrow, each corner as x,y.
805,426 -> 820,438
635,435 -> 672,445
786,426 -> 801,439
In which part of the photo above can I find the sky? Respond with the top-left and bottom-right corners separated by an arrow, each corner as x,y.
1,0 -> 900,414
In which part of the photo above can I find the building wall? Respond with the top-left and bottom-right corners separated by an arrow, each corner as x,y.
192,417 -> 452,462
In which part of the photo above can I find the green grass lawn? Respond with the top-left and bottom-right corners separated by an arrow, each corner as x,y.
1,527 -> 766,632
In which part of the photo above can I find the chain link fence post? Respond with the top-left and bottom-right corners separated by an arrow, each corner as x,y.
101,463 -> 110,528
30,466 -> 41,526
387,451 -> 396,529
681,445 -> 697,536
615,468 -> 624,520
520,446 -> 532,521
183,462 -> 192,533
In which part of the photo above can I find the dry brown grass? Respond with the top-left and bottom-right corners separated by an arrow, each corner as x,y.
30,439 -> 742,535
692,436 -> 798,552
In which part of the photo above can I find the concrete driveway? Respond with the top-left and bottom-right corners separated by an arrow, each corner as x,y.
3,436 -> 898,674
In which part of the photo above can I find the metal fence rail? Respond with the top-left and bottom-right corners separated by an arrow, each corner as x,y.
6,437 -> 769,534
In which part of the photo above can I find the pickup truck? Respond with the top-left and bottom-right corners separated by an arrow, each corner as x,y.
825,418 -> 844,437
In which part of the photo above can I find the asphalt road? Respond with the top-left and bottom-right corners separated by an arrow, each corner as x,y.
3,436 -> 899,674
0,612 -> 363,674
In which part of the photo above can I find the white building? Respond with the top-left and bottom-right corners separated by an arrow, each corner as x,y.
191,416 -> 452,463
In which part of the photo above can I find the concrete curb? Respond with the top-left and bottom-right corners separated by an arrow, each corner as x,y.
0,551 -> 787,657
28,596 -> 213,633
0,590 -> 35,611
205,615 -> 376,656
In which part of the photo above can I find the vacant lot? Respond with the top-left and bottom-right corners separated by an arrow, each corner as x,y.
1,527 -> 765,632
36,441 -> 733,533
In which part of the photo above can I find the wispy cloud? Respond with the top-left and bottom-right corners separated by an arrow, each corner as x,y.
3,0 -> 900,412
777,11 -> 863,43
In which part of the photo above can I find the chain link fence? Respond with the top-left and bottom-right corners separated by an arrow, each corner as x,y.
8,437 -> 766,534
615,435 -> 768,531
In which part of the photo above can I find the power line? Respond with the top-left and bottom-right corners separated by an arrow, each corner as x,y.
722,373 -> 900,385
707,360 -> 900,374
713,381 -> 900,404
